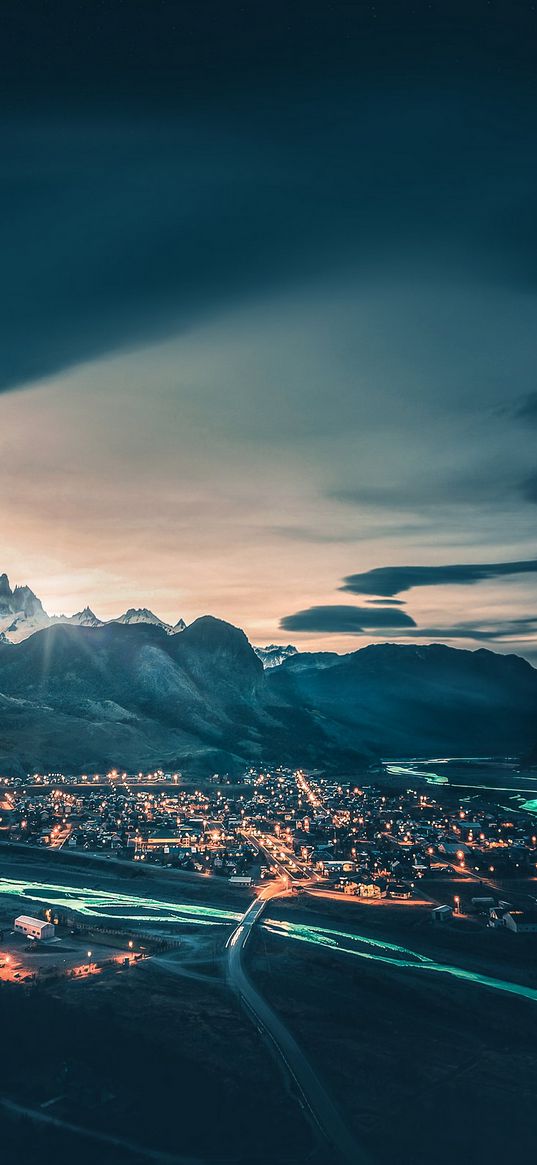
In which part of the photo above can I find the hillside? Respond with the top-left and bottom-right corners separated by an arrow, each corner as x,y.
0,623 -> 535,774
265,642 -> 537,758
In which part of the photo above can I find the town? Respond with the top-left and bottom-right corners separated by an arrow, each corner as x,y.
2,765 -> 537,934
1,762 -> 537,1165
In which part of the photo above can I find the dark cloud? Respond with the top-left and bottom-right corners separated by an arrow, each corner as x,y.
521,472 -> 537,504
269,525 -> 364,545
395,617 -> 537,643
280,605 -> 416,634
1,0 -> 536,664
341,560 -> 537,597
330,463 -> 520,511
2,3 -> 537,393
3,1 -> 536,104
513,392 -> 537,425
270,519 -> 431,543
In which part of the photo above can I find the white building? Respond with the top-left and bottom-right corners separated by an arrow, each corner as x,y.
316,859 -> 356,875
14,915 -> 55,941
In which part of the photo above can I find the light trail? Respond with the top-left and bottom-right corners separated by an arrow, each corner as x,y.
264,919 -> 537,1005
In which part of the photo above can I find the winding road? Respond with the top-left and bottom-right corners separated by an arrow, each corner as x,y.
225,881 -> 365,1165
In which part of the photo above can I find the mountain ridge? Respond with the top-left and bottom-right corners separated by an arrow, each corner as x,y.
0,573 -> 186,643
0,617 -> 535,776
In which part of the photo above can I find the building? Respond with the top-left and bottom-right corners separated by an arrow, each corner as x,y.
145,828 -> 197,853
438,842 -> 470,858
459,821 -> 482,840
316,859 -> 356,876
471,896 -> 495,913
357,882 -> 383,899
388,881 -> 412,899
504,910 -> 537,934
14,915 -> 55,941
0,794 -> 19,836
432,905 -> 453,924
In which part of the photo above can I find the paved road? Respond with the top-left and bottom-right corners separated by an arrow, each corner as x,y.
226,882 -> 366,1165
248,831 -> 312,880
242,831 -> 295,882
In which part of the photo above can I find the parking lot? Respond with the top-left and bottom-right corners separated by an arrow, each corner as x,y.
0,922 -> 138,983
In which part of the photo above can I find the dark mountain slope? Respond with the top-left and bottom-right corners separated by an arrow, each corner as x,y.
266,643 -> 537,757
0,626 -> 535,774
0,618 -> 358,774
0,619 -> 265,774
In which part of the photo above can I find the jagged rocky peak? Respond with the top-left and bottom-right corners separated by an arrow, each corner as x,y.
0,574 -> 45,614
118,607 -> 159,622
13,583 -> 45,611
0,574 -> 51,640
0,571 -> 189,643
69,607 -> 102,627
0,575 -> 13,615
254,643 -> 298,668
113,607 -> 185,634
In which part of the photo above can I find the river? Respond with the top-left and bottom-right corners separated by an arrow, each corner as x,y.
382,757 -> 537,809
1,872 -> 536,1007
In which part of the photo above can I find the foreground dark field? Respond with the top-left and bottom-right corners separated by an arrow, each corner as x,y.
0,962 -> 315,1165
267,894 -> 537,988
248,917 -> 537,1164
2,850 -> 537,1164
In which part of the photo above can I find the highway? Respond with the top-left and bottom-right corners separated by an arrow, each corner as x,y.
225,880 -> 365,1165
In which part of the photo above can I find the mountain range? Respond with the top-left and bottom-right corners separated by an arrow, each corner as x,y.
0,609 -> 535,776
0,574 -> 287,668
0,574 -> 187,643
252,644 -> 298,668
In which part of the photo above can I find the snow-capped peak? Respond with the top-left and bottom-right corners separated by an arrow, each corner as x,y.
0,574 -> 51,642
67,607 -> 103,628
112,608 -> 186,635
0,571 -> 187,642
253,644 -> 298,669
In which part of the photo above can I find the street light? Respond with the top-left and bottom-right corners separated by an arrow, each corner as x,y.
454,895 -> 460,915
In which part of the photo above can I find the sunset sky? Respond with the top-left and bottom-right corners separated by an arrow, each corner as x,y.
1,1 -> 536,659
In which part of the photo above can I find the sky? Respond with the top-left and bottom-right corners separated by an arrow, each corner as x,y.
1,1 -> 537,659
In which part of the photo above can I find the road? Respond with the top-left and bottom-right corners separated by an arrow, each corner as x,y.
226,880 -> 365,1165
0,1098 -> 203,1164
245,831 -> 298,882
243,826 -> 319,885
